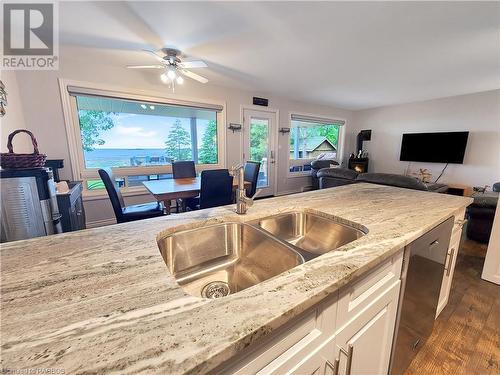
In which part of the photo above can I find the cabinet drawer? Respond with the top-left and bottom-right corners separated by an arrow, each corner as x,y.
336,251 -> 403,330
223,295 -> 337,375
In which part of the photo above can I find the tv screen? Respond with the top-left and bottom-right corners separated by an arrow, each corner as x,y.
400,132 -> 469,164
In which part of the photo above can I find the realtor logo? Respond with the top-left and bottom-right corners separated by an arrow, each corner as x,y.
2,2 -> 59,69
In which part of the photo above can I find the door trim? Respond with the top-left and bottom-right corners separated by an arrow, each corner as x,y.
240,105 -> 280,196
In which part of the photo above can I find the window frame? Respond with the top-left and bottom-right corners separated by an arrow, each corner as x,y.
287,112 -> 346,178
59,79 -> 226,198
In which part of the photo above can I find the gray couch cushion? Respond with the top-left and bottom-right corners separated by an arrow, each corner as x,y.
317,167 -> 359,181
425,183 -> 448,193
356,173 -> 428,191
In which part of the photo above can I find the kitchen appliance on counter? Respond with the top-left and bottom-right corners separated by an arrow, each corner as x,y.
1,168 -> 62,242
389,217 -> 453,374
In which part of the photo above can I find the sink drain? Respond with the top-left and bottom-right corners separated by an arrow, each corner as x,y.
201,281 -> 231,299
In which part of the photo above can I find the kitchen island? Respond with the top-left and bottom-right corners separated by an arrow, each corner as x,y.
0,184 -> 471,374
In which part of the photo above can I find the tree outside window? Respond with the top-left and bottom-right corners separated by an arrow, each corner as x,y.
250,122 -> 268,162
165,119 -> 192,161
78,110 -> 115,151
198,120 -> 218,164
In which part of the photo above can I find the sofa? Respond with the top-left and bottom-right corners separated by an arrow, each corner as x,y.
467,191 -> 498,243
317,168 -> 449,193
310,159 -> 339,190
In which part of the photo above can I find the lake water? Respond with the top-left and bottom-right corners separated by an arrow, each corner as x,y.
84,148 -> 168,168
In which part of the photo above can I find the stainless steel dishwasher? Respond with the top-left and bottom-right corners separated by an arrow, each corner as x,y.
390,217 -> 454,375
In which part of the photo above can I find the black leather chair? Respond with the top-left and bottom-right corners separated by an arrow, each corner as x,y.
317,168 -> 359,189
198,169 -> 234,209
244,161 -> 260,197
467,192 -> 498,243
172,161 -> 196,178
98,169 -> 164,223
172,161 -> 198,211
311,159 -> 339,190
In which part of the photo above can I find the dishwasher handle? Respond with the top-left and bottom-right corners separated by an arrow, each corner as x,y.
444,248 -> 456,276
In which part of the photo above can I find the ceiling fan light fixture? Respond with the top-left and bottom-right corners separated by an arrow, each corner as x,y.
160,73 -> 169,83
167,68 -> 176,80
176,76 -> 184,85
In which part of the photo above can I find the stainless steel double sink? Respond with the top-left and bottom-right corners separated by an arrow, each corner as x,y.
157,211 -> 366,299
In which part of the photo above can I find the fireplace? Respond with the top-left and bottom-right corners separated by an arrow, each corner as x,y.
348,157 -> 369,173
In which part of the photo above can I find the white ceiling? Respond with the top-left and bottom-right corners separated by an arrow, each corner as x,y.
59,1 -> 500,110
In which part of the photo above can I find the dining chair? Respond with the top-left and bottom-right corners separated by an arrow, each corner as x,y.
172,161 -> 196,179
98,169 -> 164,223
198,169 -> 234,209
172,161 -> 198,212
244,161 -> 261,197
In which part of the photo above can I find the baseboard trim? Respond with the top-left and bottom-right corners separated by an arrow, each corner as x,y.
86,217 -> 116,228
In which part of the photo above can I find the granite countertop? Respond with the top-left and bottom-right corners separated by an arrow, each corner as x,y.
0,184 -> 472,374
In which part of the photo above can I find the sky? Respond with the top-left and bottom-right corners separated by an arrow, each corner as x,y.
95,114 -> 209,149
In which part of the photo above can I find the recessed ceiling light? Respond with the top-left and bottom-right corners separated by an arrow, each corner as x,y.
140,104 -> 147,109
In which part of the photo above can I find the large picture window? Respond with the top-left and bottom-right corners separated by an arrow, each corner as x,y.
77,95 -> 218,169
63,84 -> 224,193
289,114 -> 345,174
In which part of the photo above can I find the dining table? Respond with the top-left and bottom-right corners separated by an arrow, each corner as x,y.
143,176 -> 251,214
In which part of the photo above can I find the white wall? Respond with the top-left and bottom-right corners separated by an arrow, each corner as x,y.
351,90 -> 500,187
0,71 -> 30,153
2,48 -> 354,226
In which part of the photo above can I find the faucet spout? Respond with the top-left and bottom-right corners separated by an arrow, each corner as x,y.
232,164 -> 259,215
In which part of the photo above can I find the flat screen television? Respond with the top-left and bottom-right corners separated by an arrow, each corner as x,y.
400,132 -> 469,164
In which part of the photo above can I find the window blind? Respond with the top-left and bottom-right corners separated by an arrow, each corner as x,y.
67,85 -> 223,112
291,114 -> 345,126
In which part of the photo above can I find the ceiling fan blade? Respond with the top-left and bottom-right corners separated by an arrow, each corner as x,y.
141,49 -> 166,63
126,65 -> 164,69
178,60 -> 208,69
180,69 -> 209,83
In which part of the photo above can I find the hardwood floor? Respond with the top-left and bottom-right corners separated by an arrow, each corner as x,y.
404,239 -> 499,375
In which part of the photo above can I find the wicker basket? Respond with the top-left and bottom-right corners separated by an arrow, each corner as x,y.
0,129 -> 47,169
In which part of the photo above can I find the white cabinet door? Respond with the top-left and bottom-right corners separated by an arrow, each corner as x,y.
335,281 -> 401,375
436,208 -> 466,318
436,230 -> 461,317
226,294 -> 338,375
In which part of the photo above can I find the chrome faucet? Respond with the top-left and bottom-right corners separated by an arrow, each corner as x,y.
230,164 -> 261,215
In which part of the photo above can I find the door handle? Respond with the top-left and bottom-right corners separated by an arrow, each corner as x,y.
326,358 -> 340,375
430,240 -> 439,247
339,344 -> 354,375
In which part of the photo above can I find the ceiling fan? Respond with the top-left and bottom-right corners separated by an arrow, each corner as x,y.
127,48 -> 208,91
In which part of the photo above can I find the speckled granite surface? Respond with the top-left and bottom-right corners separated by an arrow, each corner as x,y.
0,184 -> 471,374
